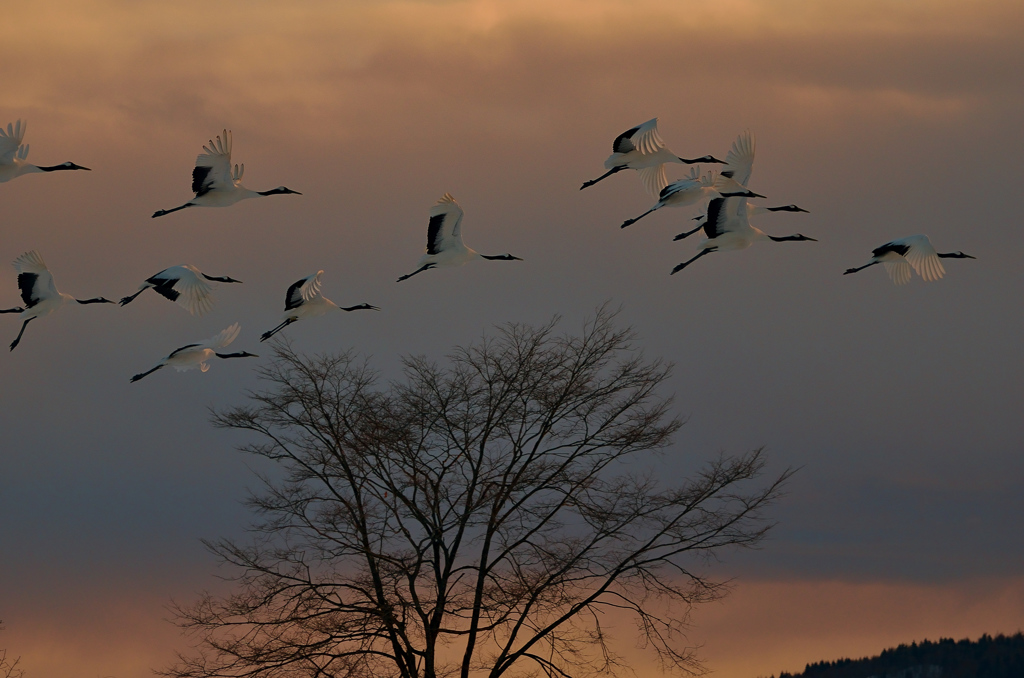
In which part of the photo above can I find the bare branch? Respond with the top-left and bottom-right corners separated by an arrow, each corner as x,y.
164,308 -> 788,678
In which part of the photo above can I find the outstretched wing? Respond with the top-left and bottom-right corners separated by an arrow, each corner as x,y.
284,271 -> 323,310
900,234 -> 946,282
613,118 -> 663,155
200,322 -> 241,350
167,342 -> 202,359
658,177 -> 700,201
702,198 -> 729,239
193,130 -> 234,197
0,120 -> 26,164
723,130 -> 755,188
426,193 -> 465,254
637,164 -> 668,196
883,260 -> 914,286
147,265 -> 214,316
12,250 -> 57,308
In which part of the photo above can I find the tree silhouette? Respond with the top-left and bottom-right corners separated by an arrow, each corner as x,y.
0,623 -> 24,678
164,308 -> 789,678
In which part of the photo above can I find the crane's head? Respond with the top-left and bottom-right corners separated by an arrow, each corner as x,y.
259,186 -> 302,196
39,161 -> 91,172
678,154 -> 726,164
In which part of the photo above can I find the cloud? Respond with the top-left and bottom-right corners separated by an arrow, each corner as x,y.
3,0 -> 1021,143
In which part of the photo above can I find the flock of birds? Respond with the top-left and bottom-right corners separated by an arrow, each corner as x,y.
580,118 -> 975,277
1,117 -> 975,382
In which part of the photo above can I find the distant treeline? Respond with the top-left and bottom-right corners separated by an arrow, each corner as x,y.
770,632 -> 1024,678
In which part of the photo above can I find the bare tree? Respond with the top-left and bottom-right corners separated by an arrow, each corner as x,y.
0,623 -> 24,678
165,308 -> 789,678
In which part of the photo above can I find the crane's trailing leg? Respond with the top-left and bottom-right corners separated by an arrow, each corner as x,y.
396,263 -> 435,282
671,248 -> 716,275
621,206 -> 657,228
120,289 -> 146,306
10,317 -> 36,351
580,165 -> 626,190
261,318 -> 297,342
152,203 -> 194,218
130,364 -> 165,383
843,261 -> 879,275
673,224 -> 705,241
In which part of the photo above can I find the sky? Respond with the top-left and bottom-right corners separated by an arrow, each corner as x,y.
1,1 -> 1023,677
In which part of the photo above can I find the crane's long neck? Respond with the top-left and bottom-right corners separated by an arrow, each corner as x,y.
479,254 -> 522,261
37,163 -> 86,172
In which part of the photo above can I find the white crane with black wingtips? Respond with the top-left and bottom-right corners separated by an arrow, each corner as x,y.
670,197 -> 817,275
152,130 -> 301,218
397,193 -> 522,282
673,131 -> 808,240
7,250 -> 115,351
261,270 -> 379,341
620,167 -> 765,229
119,264 -> 241,315
130,322 -> 257,382
580,118 -> 725,195
843,235 -> 975,285
0,120 -> 90,183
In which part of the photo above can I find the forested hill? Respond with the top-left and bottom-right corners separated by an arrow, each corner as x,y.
769,633 -> 1024,678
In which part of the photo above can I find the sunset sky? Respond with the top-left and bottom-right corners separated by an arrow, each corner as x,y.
1,1 -> 1023,677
